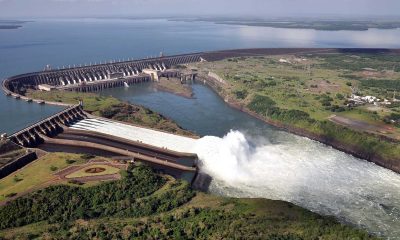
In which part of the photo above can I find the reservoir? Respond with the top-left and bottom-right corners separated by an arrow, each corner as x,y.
1,18 -> 400,238
2,18 -> 400,133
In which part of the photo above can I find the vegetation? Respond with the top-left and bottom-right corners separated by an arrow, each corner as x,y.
194,53 -> 400,170
0,165 -> 377,240
65,164 -> 121,179
0,153 -> 86,202
186,18 -> 400,31
155,77 -> 194,98
26,90 -> 195,137
361,79 -> 400,91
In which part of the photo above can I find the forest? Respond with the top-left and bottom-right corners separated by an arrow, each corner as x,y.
0,164 -> 377,240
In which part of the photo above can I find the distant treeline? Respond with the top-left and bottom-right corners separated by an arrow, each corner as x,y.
361,79 -> 400,91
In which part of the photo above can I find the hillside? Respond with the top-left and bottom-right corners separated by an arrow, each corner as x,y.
0,164 -> 377,240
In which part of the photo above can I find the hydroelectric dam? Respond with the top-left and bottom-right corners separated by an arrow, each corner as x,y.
0,48 -> 328,179
2,49 -> 400,238
2,48 -> 394,180
0,51 -> 219,180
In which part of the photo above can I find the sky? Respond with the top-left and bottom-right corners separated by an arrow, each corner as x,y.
0,0 -> 399,19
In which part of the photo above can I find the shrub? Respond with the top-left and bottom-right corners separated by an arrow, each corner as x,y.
247,94 -> 276,115
81,154 -> 95,160
233,89 -> 248,99
336,93 -> 344,100
13,176 -> 23,183
66,159 -> 76,164
50,166 -> 58,172
5,193 -> 17,198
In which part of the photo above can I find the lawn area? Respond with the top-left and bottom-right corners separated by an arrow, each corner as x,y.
65,164 -> 121,179
0,153 -> 86,202
26,90 -> 120,116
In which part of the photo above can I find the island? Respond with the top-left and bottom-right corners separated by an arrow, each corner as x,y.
0,20 -> 30,30
170,17 -> 400,31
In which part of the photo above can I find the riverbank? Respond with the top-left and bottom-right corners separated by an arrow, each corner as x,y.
154,77 -> 194,99
198,73 -> 400,174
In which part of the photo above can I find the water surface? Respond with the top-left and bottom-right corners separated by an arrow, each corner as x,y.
1,18 -> 400,238
101,83 -> 400,239
2,18 -> 400,133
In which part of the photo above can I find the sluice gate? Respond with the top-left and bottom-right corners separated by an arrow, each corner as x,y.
2,53 -> 203,95
8,104 -> 86,148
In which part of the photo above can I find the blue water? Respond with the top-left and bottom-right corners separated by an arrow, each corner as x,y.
1,18 -> 400,238
1,18 -> 400,134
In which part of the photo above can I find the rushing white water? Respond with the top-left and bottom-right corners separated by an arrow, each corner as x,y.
194,130 -> 400,239
70,118 -> 197,153
71,117 -> 400,238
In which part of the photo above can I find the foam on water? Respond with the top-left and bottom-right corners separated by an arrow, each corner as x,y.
194,130 -> 400,239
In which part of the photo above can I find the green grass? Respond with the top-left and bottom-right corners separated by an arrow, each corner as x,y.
194,54 -> 400,165
26,90 -> 120,115
0,153 -> 86,202
65,164 -> 121,179
0,165 -> 378,240
26,90 -> 196,137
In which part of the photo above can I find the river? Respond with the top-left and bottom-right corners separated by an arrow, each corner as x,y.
1,18 -> 400,238
100,82 -> 400,239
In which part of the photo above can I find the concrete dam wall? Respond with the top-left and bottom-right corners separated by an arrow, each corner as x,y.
8,104 -> 86,148
2,53 -> 203,95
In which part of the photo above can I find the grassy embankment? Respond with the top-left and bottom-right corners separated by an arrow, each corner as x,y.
0,153 -> 88,202
193,54 -> 400,171
0,164 -> 377,240
26,90 -> 195,137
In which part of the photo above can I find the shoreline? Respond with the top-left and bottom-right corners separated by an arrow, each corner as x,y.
153,83 -> 194,99
3,48 -> 399,174
6,76 -> 399,174
198,75 -> 400,174
153,78 -> 194,99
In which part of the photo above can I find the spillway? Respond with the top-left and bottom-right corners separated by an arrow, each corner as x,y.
70,118 -> 198,154
100,83 -> 400,239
